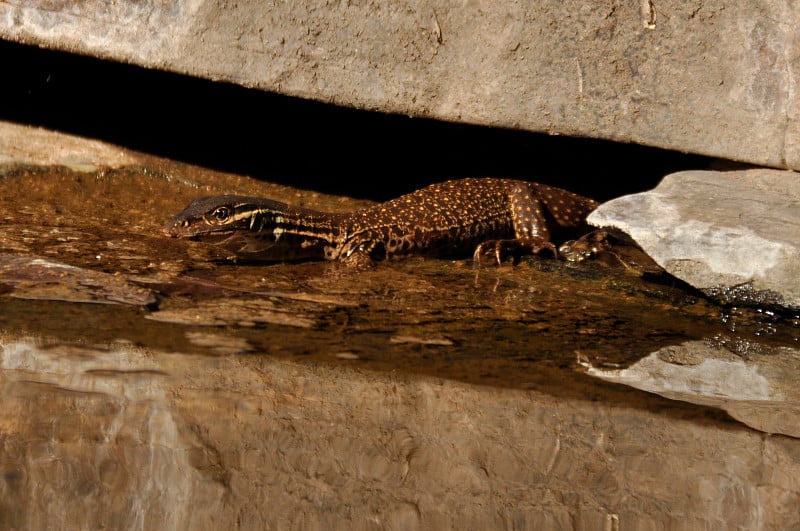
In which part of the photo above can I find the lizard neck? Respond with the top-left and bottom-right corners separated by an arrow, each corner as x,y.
244,203 -> 350,261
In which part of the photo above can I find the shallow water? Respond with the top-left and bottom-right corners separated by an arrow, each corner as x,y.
0,161 -> 798,529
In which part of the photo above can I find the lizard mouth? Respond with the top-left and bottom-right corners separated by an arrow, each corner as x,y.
188,232 -> 273,255
164,223 -> 236,242
177,232 -> 259,255
188,231 -> 237,243
195,232 -> 306,261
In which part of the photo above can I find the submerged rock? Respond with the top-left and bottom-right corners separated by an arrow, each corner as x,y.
0,254 -> 156,306
588,169 -> 800,309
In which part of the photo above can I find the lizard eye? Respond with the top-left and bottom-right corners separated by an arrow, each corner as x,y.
211,206 -> 230,222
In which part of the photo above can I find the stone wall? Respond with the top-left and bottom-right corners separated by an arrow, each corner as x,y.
2,1 -> 798,168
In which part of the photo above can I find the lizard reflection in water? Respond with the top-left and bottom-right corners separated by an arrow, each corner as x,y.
163,178 -> 599,265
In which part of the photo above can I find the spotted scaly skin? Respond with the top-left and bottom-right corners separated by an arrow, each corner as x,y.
163,178 -> 599,264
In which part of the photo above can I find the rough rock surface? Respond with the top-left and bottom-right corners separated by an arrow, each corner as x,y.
1,1 -> 799,169
587,169 -> 800,309
0,122 -> 135,169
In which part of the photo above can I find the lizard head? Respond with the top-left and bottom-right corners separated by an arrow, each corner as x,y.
163,195 -> 336,261
163,195 -> 289,241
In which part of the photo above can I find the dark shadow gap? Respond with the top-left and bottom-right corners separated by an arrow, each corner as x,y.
1,39 -> 713,201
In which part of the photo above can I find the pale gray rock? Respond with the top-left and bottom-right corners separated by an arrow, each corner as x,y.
588,169 -> 800,309
1,2 -> 799,169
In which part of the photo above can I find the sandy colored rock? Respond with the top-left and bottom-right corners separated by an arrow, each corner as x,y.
0,122 -> 136,170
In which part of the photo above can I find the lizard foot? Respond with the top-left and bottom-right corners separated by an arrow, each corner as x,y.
339,249 -> 377,270
473,237 -> 558,266
558,230 -> 610,262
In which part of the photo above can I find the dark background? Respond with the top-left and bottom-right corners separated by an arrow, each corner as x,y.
1,40 -> 712,201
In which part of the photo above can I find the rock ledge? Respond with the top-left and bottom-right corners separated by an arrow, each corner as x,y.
588,169 -> 800,309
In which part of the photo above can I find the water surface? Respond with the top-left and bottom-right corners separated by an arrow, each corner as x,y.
0,161 -> 798,529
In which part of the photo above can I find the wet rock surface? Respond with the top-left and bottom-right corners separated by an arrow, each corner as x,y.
588,169 -> 800,310
0,125 -> 798,528
2,336 -> 800,531
0,253 -> 156,306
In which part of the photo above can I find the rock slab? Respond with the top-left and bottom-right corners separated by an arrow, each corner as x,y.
588,169 -> 800,309
1,1 -> 799,169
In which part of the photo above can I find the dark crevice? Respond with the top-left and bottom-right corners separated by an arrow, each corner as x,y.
1,39 -> 712,201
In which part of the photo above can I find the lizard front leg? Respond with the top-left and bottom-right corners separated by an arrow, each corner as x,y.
473,182 -> 558,265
